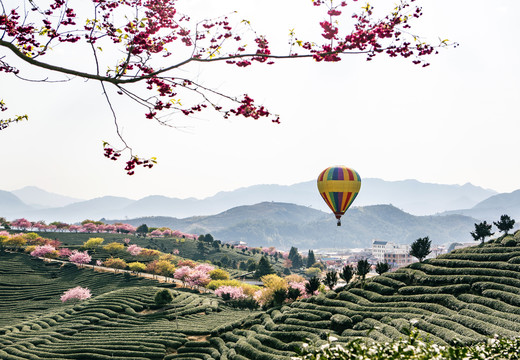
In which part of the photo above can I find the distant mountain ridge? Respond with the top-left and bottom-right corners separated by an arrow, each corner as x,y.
0,179 -> 499,222
106,202 -> 481,250
11,186 -> 83,209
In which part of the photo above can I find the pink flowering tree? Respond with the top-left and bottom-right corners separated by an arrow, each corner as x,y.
215,286 -> 248,300
11,218 -> 31,231
30,244 -> 56,258
150,229 -> 163,237
68,225 -> 81,233
81,223 -> 98,233
127,244 -> 142,256
60,286 -> 92,303
69,250 -> 92,266
124,238 -> 131,245
58,248 -> 72,258
185,269 -> 211,288
172,249 -> 180,255
173,266 -> 193,285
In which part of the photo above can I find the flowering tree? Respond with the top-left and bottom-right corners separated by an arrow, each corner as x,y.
69,250 -> 92,266
127,244 -> 142,256
215,285 -> 248,300
60,286 -> 92,302
30,244 -> 56,258
0,0 -> 451,173
10,218 -> 31,231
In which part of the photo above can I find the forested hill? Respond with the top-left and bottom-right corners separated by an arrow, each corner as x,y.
107,202 -> 480,249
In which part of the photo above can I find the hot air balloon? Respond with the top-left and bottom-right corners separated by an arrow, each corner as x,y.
317,166 -> 361,226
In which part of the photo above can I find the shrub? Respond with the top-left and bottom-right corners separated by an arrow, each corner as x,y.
103,257 -> 127,270
154,289 -> 173,307
83,237 -> 104,249
330,314 -> 353,333
103,242 -> 125,254
209,268 -> 230,280
128,261 -> 146,272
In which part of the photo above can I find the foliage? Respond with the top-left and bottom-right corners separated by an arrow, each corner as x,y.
103,257 -> 128,270
128,261 -> 146,272
375,262 -> 390,275
154,260 -> 176,277
471,221 -> 494,244
30,244 -> 57,258
215,286 -> 249,300
103,242 -> 126,254
207,279 -> 260,296
494,215 -> 515,235
305,276 -> 321,295
340,265 -> 354,284
307,250 -> 317,268
255,255 -> 275,278
209,268 -> 230,281
356,259 -> 371,285
127,243 -> 143,255
289,246 -> 303,269
68,250 -> 92,265
83,237 -> 104,249
2,234 -> 26,249
306,267 -> 322,277
323,270 -> 338,290
136,224 -> 149,235
154,289 -> 173,307
409,236 -> 432,262
60,286 -> 92,303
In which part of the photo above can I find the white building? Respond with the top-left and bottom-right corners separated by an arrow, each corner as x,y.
371,240 -> 411,263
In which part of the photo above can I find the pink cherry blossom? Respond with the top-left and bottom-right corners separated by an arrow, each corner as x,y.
30,244 -> 56,257
69,250 -> 92,265
60,286 -> 91,302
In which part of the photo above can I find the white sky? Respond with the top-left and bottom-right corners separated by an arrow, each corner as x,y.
1,0 -> 519,200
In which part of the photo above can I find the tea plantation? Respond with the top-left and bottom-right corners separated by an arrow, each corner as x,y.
3,237 -> 520,359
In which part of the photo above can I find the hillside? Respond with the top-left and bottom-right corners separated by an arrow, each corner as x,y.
442,189 -> 520,222
109,202 -> 480,249
3,235 -> 520,359
0,190 -> 33,214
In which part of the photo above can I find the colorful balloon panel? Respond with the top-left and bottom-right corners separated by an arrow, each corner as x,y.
317,166 -> 361,222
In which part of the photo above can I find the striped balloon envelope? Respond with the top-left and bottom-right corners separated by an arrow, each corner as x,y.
317,166 -> 361,226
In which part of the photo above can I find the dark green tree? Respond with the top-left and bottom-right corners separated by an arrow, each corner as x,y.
307,249 -> 316,268
323,270 -> 338,290
471,221 -> 494,245
494,215 -> 515,236
136,224 -> 149,236
375,262 -> 390,275
154,289 -> 173,307
340,265 -> 354,285
287,286 -> 301,301
255,256 -> 275,278
409,236 -> 432,262
203,233 -> 214,242
305,276 -> 321,295
356,259 -> 371,287
271,288 -> 287,307
288,246 -> 303,269
197,240 -> 206,257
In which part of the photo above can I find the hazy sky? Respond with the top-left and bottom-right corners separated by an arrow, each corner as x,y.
1,0 -> 519,201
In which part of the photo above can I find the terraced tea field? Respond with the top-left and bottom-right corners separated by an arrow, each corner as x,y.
3,240 -> 520,359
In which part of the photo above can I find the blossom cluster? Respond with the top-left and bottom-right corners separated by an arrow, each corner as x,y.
60,286 -> 92,303
215,286 -> 248,300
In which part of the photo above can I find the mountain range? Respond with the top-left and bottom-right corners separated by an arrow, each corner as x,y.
0,179 -> 500,222
1,180 -> 518,249
105,202 -> 480,250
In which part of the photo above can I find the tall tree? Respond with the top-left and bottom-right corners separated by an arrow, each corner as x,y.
356,259 -> 371,287
136,224 -> 149,236
305,276 -> 321,296
494,215 -> 515,236
306,250 -> 316,268
255,256 -> 274,279
288,246 -> 303,269
0,1 -> 450,172
340,265 -> 354,285
323,270 -> 338,290
409,236 -> 432,262
471,221 -> 494,245
375,262 -> 390,275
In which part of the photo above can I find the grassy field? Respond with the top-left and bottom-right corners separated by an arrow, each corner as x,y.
3,234 -> 520,359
